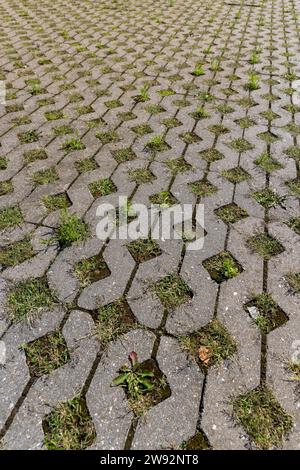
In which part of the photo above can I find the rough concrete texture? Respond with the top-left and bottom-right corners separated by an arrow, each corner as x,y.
0,0 -> 300,450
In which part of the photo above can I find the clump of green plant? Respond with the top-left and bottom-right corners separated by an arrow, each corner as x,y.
286,179 -> 300,198
188,180 -> 217,197
54,210 -> 89,248
62,136 -> 85,153
0,206 -> 23,230
203,251 -> 242,283
42,193 -> 70,212
286,217 -> 300,235
96,130 -> 119,144
75,254 -> 110,287
247,233 -> 284,259
31,167 -> 58,186
112,147 -> 136,163
249,51 -> 260,64
215,203 -> 248,224
152,273 -> 192,309
18,130 -> 39,143
145,135 -> 169,152
245,293 -> 288,333
227,138 -> 253,153
128,167 -> 155,184
285,272 -> 300,294
254,152 -> 283,173
149,190 -> 177,207
22,331 -> 70,377
95,299 -> 135,346
252,188 -> 285,209
180,318 -> 237,371
88,178 -> 116,198
112,352 -> 170,416
192,107 -> 209,120
0,237 -> 33,267
165,158 -> 192,174
221,166 -> 250,183
127,238 -> 161,263
43,396 -> 96,450
24,148 -> 47,163
233,387 -> 292,449
134,84 -> 150,102
180,132 -> 201,144
45,110 -> 64,121
8,277 -> 55,323
191,63 -> 205,76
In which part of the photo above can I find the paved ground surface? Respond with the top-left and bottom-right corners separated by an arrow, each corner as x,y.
0,0 -> 300,450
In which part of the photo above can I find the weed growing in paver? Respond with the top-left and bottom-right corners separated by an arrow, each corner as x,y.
8,277 -> 55,323
112,147 -> 136,163
128,168 -> 155,184
118,111 -> 136,122
254,152 -> 283,173
112,352 -> 170,416
68,93 -> 84,103
235,117 -> 256,129
62,136 -> 85,153
252,188 -> 285,209
207,124 -> 229,136
180,132 -> 201,144
127,238 -> 161,263
96,130 -> 119,144
181,431 -> 211,450
216,103 -> 234,114
18,130 -> 39,143
88,178 -> 117,198
191,63 -> 205,76
188,180 -> 217,197
76,105 -> 94,115
86,119 -> 105,129
203,251 -> 242,283
53,125 -> 74,136
45,110 -> 64,121
132,123 -> 153,136
54,210 -> 89,248
286,217 -> 300,235
284,146 -> 300,161
284,123 -> 300,137
245,293 -> 288,333
199,149 -> 224,163
161,117 -> 181,128
75,255 -> 110,287
31,167 -> 58,186
95,299 -> 135,347
233,387 -> 292,449
285,272 -> 300,294
146,135 -> 169,152
247,233 -> 284,259
0,157 -> 8,170
258,131 -> 280,144
0,206 -> 23,231
42,193 -> 71,212
43,396 -> 96,450
249,51 -> 260,64
149,190 -> 177,208
227,138 -> 253,153
74,158 -> 97,174
134,84 -> 150,103
286,179 -> 300,198
179,319 -> 237,370
0,237 -> 33,267
215,203 -> 248,224
22,331 -> 70,377
145,104 -> 165,115
221,167 -> 251,184
245,72 -> 260,91
152,274 -> 192,309
158,89 -> 175,96
38,98 -> 55,107
0,180 -> 13,196
165,158 -> 192,174
192,107 -> 209,120
24,148 -> 47,163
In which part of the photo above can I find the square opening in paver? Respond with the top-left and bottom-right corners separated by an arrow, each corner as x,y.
203,250 -> 243,283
